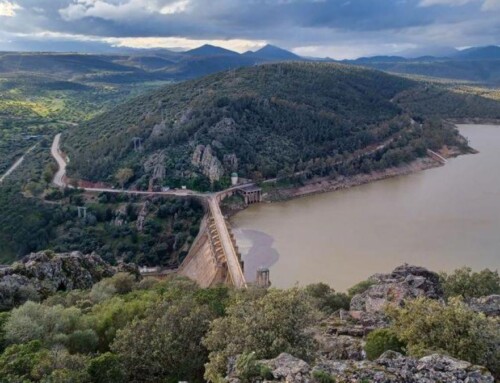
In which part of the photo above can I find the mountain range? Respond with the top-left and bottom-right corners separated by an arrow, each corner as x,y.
1,44 -> 499,85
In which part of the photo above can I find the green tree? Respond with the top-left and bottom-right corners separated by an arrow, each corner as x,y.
87,353 -> 124,383
440,267 -> 500,300
387,297 -> 500,377
111,297 -> 215,383
364,328 -> 405,360
115,168 -> 134,188
305,283 -> 350,314
203,288 -> 318,380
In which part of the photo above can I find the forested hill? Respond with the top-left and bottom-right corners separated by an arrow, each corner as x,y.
64,62 -> 500,190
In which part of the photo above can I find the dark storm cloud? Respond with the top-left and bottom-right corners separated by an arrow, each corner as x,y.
0,0 -> 498,58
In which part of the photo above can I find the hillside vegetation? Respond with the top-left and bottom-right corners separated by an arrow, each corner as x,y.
65,62 -> 500,190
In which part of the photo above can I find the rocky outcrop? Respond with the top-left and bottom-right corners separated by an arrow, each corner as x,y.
469,295 -> 500,317
350,264 -> 443,313
0,251 -> 122,310
144,151 -> 166,182
209,117 -> 237,136
150,121 -> 167,138
191,144 -> 224,183
250,352 -> 494,383
223,153 -> 239,172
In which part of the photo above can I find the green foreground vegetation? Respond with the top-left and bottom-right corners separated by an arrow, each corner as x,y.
0,267 -> 498,382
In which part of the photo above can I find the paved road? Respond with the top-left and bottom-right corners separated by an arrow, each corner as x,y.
208,196 -> 247,288
0,144 -> 37,184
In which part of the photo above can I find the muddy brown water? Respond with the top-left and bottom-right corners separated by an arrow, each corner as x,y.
231,125 -> 500,291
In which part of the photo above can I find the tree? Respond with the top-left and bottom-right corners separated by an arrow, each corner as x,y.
4,302 -> 82,346
88,353 -> 125,383
305,283 -> 350,314
364,328 -> 405,360
440,267 -> 500,300
387,297 -> 500,378
115,168 -> 134,188
111,297 -> 215,382
203,288 -> 318,380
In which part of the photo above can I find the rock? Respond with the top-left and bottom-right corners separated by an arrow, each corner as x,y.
469,295 -> 500,317
316,333 -> 365,361
150,121 -> 167,138
318,352 -> 492,383
192,144 -> 224,183
260,353 -> 311,383
350,264 -> 443,313
144,151 -> 166,181
209,117 -> 237,136
0,251 -> 120,310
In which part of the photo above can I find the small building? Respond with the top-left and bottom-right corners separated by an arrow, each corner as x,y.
237,184 -> 262,204
231,172 -> 239,186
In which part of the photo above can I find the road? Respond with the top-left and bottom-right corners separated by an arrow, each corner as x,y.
50,133 -> 196,197
51,133 -> 248,287
51,133 -> 67,188
0,144 -> 38,184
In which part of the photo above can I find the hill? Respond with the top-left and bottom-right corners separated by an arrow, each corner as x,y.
455,45 -> 500,60
63,62 -> 500,191
244,44 -> 302,61
185,44 -> 239,56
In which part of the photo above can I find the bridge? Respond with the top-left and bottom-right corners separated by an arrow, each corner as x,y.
50,134 -> 252,288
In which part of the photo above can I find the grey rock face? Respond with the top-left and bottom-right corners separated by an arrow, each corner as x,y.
253,352 -> 494,383
191,144 -> 224,183
0,251 -> 117,311
469,295 -> 500,317
350,264 -> 443,313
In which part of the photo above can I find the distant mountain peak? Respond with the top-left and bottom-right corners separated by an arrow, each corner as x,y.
246,44 -> 301,61
185,44 -> 239,57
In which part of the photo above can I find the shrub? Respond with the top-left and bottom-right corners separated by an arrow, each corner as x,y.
312,370 -> 336,383
109,273 -> 135,294
364,328 -> 405,360
440,267 -> 500,300
347,279 -> 374,298
305,283 -> 350,314
387,297 -> 500,378
88,352 -> 125,383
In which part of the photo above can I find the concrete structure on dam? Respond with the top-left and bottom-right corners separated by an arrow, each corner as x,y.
179,194 -> 248,288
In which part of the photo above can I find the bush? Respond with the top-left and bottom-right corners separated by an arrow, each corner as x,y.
364,328 -> 405,360
305,283 -> 350,314
109,273 -> 135,294
387,297 -> 500,378
312,370 -> 335,383
440,267 -> 500,300
347,279 -> 374,298
88,352 -> 125,383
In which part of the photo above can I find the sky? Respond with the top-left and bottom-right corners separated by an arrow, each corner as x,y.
0,0 -> 498,59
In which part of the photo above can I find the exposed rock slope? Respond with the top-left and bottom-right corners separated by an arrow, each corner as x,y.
0,251 -> 130,310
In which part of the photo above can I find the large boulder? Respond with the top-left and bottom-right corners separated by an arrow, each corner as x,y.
350,264 -> 443,313
0,251 -> 119,310
469,295 -> 500,317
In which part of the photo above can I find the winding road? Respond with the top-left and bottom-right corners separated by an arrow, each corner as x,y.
0,144 -> 38,184
50,134 -> 247,288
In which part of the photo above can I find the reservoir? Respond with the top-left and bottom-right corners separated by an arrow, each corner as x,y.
231,125 -> 500,291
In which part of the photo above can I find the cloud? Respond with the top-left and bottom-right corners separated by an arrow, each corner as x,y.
482,0 -> 500,9
0,1 -> 21,17
0,0 -> 497,59
419,0 -> 477,6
